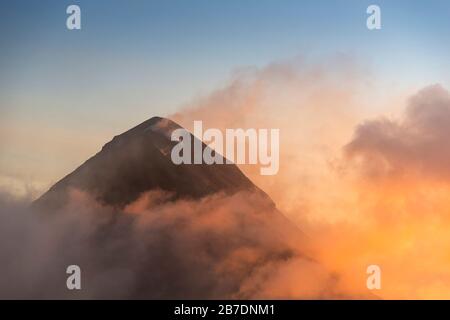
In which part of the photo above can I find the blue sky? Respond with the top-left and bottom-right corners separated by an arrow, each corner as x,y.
1,0 -> 450,193
2,0 -> 449,123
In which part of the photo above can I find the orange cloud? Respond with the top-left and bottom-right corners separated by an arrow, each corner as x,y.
172,57 -> 450,299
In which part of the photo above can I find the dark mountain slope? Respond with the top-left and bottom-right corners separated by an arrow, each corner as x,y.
33,117 -> 269,211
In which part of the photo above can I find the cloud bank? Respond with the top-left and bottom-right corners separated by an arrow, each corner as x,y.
171,57 -> 450,299
345,84 -> 450,181
0,188 -> 360,299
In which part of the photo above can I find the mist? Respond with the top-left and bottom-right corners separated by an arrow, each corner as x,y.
172,57 -> 450,299
0,187 -> 356,299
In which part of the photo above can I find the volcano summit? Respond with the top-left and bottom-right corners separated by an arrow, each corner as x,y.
34,117 -> 270,211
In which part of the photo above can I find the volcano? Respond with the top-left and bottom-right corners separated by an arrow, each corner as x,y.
34,117 -> 270,211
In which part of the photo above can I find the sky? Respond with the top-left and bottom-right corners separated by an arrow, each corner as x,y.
1,0 -> 450,193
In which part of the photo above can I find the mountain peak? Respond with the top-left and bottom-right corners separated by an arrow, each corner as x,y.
101,116 -> 179,151
34,116 -> 269,211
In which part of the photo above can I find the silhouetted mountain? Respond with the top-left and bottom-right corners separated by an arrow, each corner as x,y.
34,117 -> 270,211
